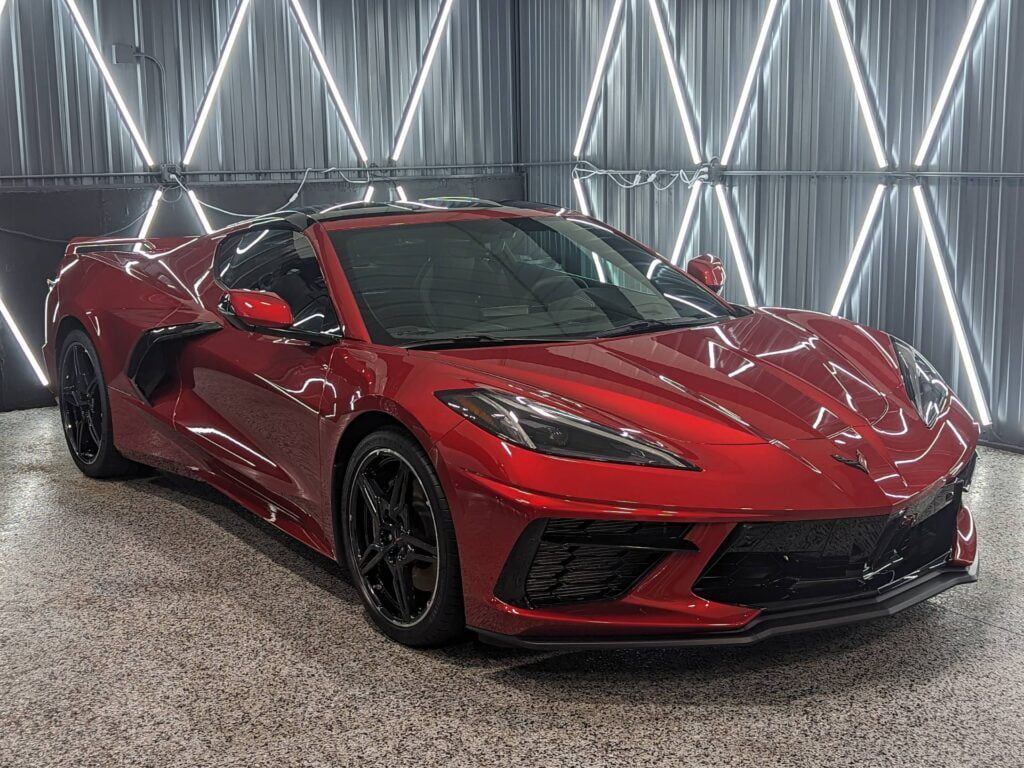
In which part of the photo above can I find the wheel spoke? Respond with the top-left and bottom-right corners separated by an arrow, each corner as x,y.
403,535 -> 437,558
358,544 -> 385,576
85,414 -> 102,447
391,563 -> 414,621
357,476 -> 384,524
390,464 -> 410,509
74,416 -> 86,452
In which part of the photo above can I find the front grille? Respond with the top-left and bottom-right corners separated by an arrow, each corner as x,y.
495,518 -> 694,608
693,481 -> 964,609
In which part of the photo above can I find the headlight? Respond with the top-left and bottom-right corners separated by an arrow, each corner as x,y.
437,389 -> 698,470
890,336 -> 949,427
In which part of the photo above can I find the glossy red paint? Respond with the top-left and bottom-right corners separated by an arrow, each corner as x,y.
226,289 -> 294,328
43,203 -> 980,644
686,253 -> 726,293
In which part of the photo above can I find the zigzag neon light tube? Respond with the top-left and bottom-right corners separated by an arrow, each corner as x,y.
572,176 -> 591,217
0,1 -> 8,20
914,0 -> 989,167
133,188 -> 164,253
572,0 -> 626,159
912,185 -> 991,425
826,0 -> 888,168
669,181 -> 703,264
720,0 -> 781,166
714,185 -> 757,306
830,183 -> 886,315
182,0 -> 253,165
647,0 -> 701,165
187,190 -> 214,235
63,0 -> 155,166
289,0 -> 368,164
0,292 -> 48,386
362,185 -> 375,203
390,0 -> 456,162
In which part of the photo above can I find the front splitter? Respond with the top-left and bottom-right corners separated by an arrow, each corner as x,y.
473,566 -> 976,651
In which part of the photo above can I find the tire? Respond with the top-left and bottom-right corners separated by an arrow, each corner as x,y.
57,329 -> 141,478
340,427 -> 465,647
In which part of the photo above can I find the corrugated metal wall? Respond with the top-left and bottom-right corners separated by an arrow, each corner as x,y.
520,0 -> 1024,449
0,0 -> 517,181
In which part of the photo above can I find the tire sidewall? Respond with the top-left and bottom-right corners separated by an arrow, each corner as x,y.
340,428 -> 464,646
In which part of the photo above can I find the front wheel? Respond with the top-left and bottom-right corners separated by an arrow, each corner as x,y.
340,428 -> 465,646
57,330 -> 140,478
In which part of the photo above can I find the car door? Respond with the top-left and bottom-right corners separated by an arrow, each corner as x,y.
174,226 -> 342,553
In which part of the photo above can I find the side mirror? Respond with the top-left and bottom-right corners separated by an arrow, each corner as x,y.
686,253 -> 726,294
222,290 -> 293,329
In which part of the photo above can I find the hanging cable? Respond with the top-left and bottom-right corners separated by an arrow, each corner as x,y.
0,202 -> 155,244
571,159 -> 712,192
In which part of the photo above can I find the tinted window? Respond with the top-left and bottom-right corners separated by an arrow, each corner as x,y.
328,215 -> 734,346
215,228 -> 341,335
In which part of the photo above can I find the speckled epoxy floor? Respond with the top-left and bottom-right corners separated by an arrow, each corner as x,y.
2,407 -> 1023,767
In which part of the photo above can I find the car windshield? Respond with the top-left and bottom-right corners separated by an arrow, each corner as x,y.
328,214 -> 736,347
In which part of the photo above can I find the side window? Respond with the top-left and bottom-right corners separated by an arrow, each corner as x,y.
215,229 -> 342,335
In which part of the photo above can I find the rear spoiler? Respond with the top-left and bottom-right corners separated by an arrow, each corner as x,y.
66,236 -> 155,257
64,235 -> 194,259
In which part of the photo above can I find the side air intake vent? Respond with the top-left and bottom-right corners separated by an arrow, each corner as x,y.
495,518 -> 695,609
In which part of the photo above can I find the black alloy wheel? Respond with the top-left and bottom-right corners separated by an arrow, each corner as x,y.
342,429 -> 464,646
58,330 -> 140,478
60,341 -> 103,463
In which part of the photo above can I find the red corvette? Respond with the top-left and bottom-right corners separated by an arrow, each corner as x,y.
43,198 -> 979,648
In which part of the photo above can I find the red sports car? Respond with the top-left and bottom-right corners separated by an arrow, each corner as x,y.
43,198 -> 979,648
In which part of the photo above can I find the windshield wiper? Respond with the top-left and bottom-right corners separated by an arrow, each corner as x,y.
402,334 -> 560,350
593,317 -> 725,339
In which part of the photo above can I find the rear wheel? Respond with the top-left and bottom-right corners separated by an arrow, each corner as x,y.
58,330 -> 140,478
340,428 -> 465,646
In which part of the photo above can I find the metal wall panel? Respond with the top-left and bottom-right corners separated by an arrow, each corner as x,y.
519,0 -> 1024,449
0,0 -> 517,180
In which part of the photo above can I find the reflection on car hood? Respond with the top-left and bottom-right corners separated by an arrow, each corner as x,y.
425,308 -> 979,494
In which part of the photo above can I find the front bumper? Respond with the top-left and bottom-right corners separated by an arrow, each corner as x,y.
476,564 -> 976,649
447,450 -> 978,646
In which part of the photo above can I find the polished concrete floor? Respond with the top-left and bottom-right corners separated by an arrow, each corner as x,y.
2,407 -> 1023,767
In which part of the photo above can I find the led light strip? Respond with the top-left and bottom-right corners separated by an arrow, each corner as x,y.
187,189 -> 215,234
830,183 -> 886,315
289,0 -> 369,164
669,181 -> 703,264
182,0 -> 253,166
0,292 -> 49,386
912,185 -> 991,425
63,0 -> 155,166
914,0 -> 990,167
720,0 -> 782,166
826,0 -> 888,168
390,0 -> 457,162
646,0 -> 701,165
362,185 -> 375,203
714,185 -> 757,306
133,188 -> 164,253
571,176 -> 591,217
572,0 -> 627,160
0,0 -> 8,20
395,185 -> 409,202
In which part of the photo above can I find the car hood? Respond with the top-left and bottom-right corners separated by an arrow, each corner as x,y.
429,309 -> 900,445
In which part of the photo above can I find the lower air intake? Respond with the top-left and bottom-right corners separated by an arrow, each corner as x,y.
495,518 -> 694,608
